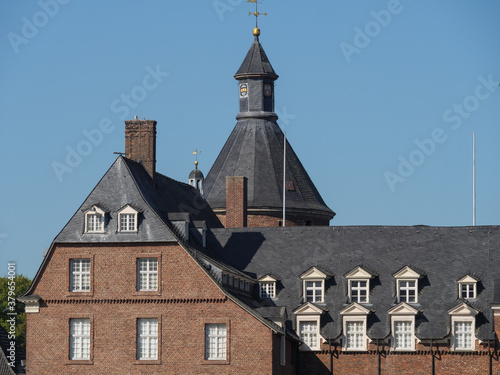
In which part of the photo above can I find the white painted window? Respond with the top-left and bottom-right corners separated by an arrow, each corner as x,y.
460,284 -> 475,299
70,259 -> 91,292
137,258 -> 158,291
454,321 -> 473,350
345,321 -> 365,350
137,319 -> 158,360
205,324 -> 227,360
260,282 -> 275,298
84,206 -> 105,233
300,267 -> 328,304
394,321 -> 413,350
305,281 -> 323,303
398,280 -> 417,303
70,319 -> 90,360
299,321 -> 318,350
350,280 -> 368,303
118,205 -> 138,232
458,276 -> 478,299
449,303 -> 477,351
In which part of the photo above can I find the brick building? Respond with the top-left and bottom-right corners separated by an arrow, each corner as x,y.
20,27 -> 500,374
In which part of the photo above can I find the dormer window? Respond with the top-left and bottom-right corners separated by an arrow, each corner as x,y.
388,303 -> 418,351
84,206 -> 105,233
259,275 -> 277,299
448,303 -> 478,351
458,275 -> 478,299
300,267 -> 328,303
293,303 -> 325,351
118,205 -> 138,232
393,266 -> 421,304
340,303 -> 370,351
345,266 -> 374,304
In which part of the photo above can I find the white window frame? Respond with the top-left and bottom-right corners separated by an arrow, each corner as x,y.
70,318 -> 91,360
294,303 -> 324,351
137,318 -> 158,360
137,258 -> 158,291
458,275 -> 478,299
393,266 -> 420,304
300,267 -> 327,304
388,303 -> 418,352
70,259 -> 91,292
340,303 -> 370,351
345,266 -> 373,304
398,280 -> 417,303
345,320 -> 366,351
84,206 -> 105,233
449,303 -> 477,351
205,323 -> 227,360
258,275 -> 277,299
118,205 -> 138,232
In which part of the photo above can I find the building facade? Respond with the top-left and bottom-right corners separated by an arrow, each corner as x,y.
20,27 -> 500,375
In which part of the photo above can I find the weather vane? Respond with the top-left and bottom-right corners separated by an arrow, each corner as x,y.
192,148 -> 201,167
247,0 -> 267,29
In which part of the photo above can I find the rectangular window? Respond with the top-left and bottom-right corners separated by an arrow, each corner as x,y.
350,280 -> 368,303
70,319 -> 90,360
394,321 -> 412,350
454,321 -> 473,350
70,259 -> 91,292
399,280 -> 416,303
120,213 -> 136,232
260,282 -> 275,298
137,258 -> 158,291
305,281 -> 323,302
86,213 -> 104,232
137,318 -> 158,360
205,324 -> 227,360
460,283 -> 475,299
346,321 -> 364,350
299,321 -> 318,350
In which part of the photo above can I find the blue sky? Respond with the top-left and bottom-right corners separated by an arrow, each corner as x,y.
1,1 -> 499,278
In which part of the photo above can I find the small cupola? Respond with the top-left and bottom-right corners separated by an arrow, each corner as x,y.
189,150 -> 204,195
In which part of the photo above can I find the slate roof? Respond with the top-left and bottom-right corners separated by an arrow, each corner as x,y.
234,37 -> 278,79
208,225 -> 500,342
203,118 -> 335,219
0,326 -> 24,374
55,156 -> 222,243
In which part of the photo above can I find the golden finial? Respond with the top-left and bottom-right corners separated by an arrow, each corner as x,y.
192,149 -> 201,168
247,0 -> 267,36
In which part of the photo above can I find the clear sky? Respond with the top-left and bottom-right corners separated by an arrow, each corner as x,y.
1,1 -> 499,278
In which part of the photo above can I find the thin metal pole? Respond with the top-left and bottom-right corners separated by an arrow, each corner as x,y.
283,131 -> 286,227
473,131 -> 476,226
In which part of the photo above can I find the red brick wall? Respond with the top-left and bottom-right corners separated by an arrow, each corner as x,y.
26,243 -> 289,374
298,339 -> 499,375
217,212 -> 331,228
225,176 -> 248,228
124,119 -> 156,177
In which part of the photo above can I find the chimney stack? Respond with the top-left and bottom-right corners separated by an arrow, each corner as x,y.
225,176 -> 248,228
124,117 -> 157,177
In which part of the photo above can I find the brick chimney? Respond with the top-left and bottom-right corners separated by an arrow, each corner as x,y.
226,176 -> 248,228
124,116 -> 157,177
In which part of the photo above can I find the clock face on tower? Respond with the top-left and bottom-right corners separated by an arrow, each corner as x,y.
239,83 -> 248,97
264,83 -> 272,97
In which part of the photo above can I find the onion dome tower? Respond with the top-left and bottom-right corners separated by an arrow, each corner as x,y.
189,150 -> 204,195
204,17 -> 335,227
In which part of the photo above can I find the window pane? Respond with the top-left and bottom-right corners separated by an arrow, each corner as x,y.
137,319 -> 158,360
394,321 -> 412,350
346,321 -> 364,350
138,258 -> 158,291
70,319 -> 91,360
299,321 -> 318,349
454,321 -> 473,350
70,259 -> 91,292
205,324 -> 227,360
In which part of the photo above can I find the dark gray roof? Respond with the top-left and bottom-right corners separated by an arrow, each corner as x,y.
0,326 -> 24,374
189,168 -> 204,180
234,37 -> 278,79
55,156 -> 221,243
208,225 -> 500,342
204,118 -> 335,219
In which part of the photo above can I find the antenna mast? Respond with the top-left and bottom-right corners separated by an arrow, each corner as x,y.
473,131 -> 476,226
